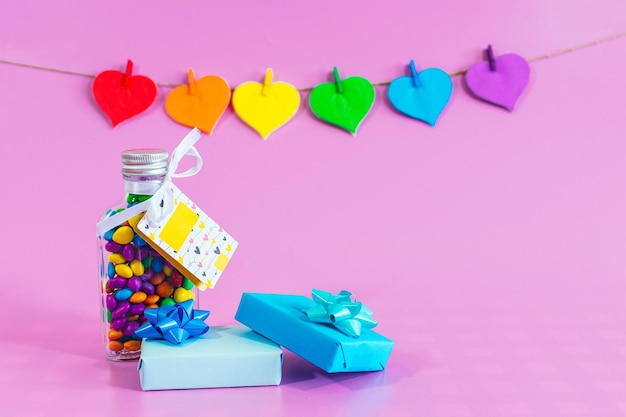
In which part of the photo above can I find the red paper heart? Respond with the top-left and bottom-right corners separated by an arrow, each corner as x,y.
92,60 -> 157,127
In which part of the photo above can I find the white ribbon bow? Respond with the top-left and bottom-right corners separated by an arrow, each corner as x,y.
95,128 -> 203,237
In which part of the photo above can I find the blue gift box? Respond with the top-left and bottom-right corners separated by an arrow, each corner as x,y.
235,292 -> 394,373
138,325 -> 283,390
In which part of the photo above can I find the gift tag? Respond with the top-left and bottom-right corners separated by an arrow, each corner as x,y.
132,183 -> 238,290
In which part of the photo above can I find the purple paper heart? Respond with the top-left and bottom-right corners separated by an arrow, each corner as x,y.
465,53 -> 530,111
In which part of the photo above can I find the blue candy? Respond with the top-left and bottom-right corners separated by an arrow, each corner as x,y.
104,229 -> 115,241
133,234 -> 148,247
151,257 -> 164,273
114,288 -> 133,301
107,262 -> 115,279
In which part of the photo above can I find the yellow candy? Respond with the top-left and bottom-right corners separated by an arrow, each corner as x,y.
163,265 -> 172,277
128,213 -> 144,229
108,253 -> 126,265
115,264 -> 133,279
130,259 -> 144,276
173,287 -> 194,303
112,226 -> 134,245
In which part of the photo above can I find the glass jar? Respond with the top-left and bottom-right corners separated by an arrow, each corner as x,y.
97,149 -> 198,361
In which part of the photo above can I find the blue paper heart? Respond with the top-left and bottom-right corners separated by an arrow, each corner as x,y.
387,66 -> 453,126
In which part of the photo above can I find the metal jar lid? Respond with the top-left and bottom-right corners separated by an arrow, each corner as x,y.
121,149 -> 169,176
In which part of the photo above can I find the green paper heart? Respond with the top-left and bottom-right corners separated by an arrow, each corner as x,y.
309,70 -> 375,135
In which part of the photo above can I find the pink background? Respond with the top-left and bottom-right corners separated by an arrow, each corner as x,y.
2,1 -> 626,416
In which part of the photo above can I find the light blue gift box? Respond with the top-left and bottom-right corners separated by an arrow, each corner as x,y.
138,325 -> 283,390
235,293 -> 394,373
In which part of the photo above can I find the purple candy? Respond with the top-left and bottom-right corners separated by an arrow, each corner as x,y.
111,301 -> 130,319
140,281 -> 155,295
136,246 -> 150,260
150,249 -> 162,257
106,295 -> 117,310
108,277 -> 126,289
123,321 -> 140,336
122,245 -> 135,261
141,268 -> 153,281
129,303 -> 146,315
127,276 -> 142,292
111,318 -> 126,331
105,241 -> 123,253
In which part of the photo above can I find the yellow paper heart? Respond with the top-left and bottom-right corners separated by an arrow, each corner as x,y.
232,68 -> 300,139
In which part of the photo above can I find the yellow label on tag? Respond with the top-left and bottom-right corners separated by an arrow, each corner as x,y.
159,203 -> 199,252
133,184 -> 238,290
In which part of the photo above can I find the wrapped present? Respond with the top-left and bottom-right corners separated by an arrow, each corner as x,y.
138,325 -> 283,390
235,290 -> 393,373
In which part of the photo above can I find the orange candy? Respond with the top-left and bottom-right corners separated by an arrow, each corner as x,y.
129,291 -> 147,303
149,272 -> 165,285
144,294 -> 160,305
156,281 -> 174,298
145,304 -> 159,309
108,341 -> 124,352
108,330 -> 123,340
124,340 -> 141,351
127,315 -> 140,321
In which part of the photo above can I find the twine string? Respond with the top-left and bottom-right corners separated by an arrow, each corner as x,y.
1,30 -> 624,91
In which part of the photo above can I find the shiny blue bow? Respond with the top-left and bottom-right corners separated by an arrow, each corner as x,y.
134,299 -> 210,344
303,289 -> 378,338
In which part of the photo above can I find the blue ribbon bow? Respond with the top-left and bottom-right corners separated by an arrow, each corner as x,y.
303,289 -> 378,338
134,299 -> 210,344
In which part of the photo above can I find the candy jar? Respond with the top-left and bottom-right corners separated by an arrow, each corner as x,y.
97,149 -> 198,361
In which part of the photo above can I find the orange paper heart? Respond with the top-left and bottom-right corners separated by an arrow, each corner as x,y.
165,69 -> 231,135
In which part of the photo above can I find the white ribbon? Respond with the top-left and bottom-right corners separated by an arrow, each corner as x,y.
96,128 -> 203,237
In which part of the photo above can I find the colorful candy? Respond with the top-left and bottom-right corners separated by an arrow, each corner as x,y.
100,211 -> 197,360
129,291 -> 147,303
127,276 -> 142,292
115,264 -> 133,279
156,281 -> 174,298
112,226 -> 134,244
115,289 -> 133,301
173,287 -> 194,303
130,259 -> 144,276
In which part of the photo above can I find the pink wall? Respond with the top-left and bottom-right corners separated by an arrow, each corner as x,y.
2,1 -> 626,416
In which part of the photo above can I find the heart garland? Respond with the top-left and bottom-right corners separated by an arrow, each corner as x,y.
92,60 -> 157,127
465,45 -> 530,111
232,68 -> 300,139
309,67 -> 375,135
91,50 -> 531,135
388,60 -> 453,126
165,68 -> 230,135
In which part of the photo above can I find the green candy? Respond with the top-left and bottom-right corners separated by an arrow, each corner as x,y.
182,277 -> 194,290
141,255 -> 152,270
160,297 -> 176,307
127,194 -> 152,204
107,310 -> 112,323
